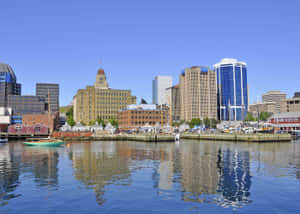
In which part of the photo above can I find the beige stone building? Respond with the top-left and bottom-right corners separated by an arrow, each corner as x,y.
248,102 -> 276,114
286,95 -> 300,112
165,85 -> 180,122
74,69 -> 136,124
179,66 -> 217,121
262,91 -> 287,113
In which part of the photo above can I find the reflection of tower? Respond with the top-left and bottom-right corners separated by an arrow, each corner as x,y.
179,142 -> 219,201
217,148 -> 251,205
71,142 -> 131,205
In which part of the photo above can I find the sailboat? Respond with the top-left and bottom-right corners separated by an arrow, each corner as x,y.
23,89 -> 64,147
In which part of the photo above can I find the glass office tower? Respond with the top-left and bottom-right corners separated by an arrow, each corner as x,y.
214,59 -> 248,121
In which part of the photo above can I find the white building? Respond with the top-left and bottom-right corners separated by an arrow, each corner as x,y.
152,76 -> 172,105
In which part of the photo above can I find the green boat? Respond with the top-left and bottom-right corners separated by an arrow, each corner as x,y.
23,141 -> 64,147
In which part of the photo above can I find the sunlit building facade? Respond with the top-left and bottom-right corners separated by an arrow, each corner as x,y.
214,58 -> 248,121
74,69 -> 136,124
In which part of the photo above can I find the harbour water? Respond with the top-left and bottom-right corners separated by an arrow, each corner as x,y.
0,140 -> 299,213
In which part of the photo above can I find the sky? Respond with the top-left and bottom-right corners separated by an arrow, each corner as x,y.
0,0 -> 300,106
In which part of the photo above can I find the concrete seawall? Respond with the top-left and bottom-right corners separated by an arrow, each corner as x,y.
52,133 -> 292,143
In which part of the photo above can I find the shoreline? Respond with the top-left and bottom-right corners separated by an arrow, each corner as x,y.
52,133 -> 292,143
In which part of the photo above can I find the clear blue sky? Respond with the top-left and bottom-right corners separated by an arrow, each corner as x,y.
1,0 -> 299,106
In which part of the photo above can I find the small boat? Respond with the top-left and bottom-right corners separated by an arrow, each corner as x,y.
0,139 -> 8,143
23,139 -> 64,147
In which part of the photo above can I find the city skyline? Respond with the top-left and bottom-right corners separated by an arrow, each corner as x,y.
1,0 -> 300,106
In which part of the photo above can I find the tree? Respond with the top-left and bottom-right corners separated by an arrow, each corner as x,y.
81,121 -> 86,126
109,118 -> 119,128
203,117 -> 210,127
190,118 -> 202,128
244,113 -> 256,121
259,112 -> 271,121
89,120 -> 96,126
97,116 -> 105,127
66,106 -> 75,127
210,118 -> 218,128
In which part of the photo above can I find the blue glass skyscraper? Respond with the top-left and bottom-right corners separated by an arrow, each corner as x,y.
214,59 -> 248,121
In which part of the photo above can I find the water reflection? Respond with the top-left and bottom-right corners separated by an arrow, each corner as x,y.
69,142 -> 131,205
0,140 -> 299,211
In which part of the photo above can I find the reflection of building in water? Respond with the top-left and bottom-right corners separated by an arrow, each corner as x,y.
22,148 -> 59,188
0,144 -> 22,204
217,148 -> 251,206
177,142 -> 251,206
179,142 -> 219,201
117,143 -> 174,190
71,142 -> 131,205
249,143 -> 300,180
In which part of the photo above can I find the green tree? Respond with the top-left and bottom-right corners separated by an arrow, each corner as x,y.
109,118 -> 119,128
97,116 -> 105,127
189,118 -> 202,128
210,118 -> 218,128
259,112 -> 271,121
89,120 -> 96,126
203,117 -> 210,127
81,121 -> 86,126
244,113 -> 256,121
66,106 -> 75,127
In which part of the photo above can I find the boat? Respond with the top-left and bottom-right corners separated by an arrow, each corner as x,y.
23,140 -> 64,147
23,89 -> 64,147
0,139 -> 8,143
175,134 -> 180,142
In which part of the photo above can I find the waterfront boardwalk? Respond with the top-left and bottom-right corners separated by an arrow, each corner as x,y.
52,132 -> 292,143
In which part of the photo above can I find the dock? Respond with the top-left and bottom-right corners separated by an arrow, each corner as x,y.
52,133 -> 292,143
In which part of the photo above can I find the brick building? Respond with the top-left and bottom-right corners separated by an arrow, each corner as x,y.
118,104 -> 169,131
22,113 -> 59,132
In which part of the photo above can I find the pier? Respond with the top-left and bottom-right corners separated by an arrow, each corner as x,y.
51,132 -> 292,143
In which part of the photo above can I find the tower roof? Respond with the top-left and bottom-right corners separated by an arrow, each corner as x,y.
97,69 -> 105,75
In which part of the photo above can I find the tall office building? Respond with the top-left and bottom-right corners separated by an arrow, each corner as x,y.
73,68 -> 136,124
214,58 -> 248,121
0,63 -> 21,107
166,85 -> 180,122
262,91 -> 287,113
36,83 -> 59,113
179,66 -> 217,121
152,76 -> 172,105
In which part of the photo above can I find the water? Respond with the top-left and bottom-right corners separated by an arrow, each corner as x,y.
0,140 -> 300,213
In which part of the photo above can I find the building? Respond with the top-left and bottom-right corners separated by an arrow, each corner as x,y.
152,76 -> 172,105
214,58 -> 248,121
248,102 -> 276,115
36,83 -> 59,113
268,112 -> 300,131
73,68 -> 136,124
179,66 -> 217,121
0,63 -> 21,107
166,85 -> 180,122
262,91 -> 287,113
118,104 -> 169,130
22,113 -> 59,132
286,92 -> 300,113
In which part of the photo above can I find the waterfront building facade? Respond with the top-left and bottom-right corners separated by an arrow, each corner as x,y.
286,93 -> 300,112
165,85 -> 180,122
214,58 -> 248,121
268,111 -> 300,131
179,66 -> 217,121
74,69 -> 136,124
248,102 -> 276,115
118,104 -> 168,130
262,91 -> 287,113
36,83 -> 59,113
152,76 -> 172,105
